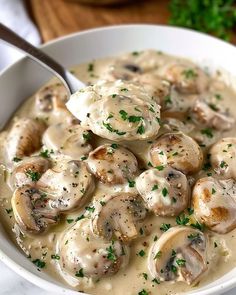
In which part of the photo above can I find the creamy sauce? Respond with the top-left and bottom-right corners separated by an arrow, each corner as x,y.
1,50 -> 236,295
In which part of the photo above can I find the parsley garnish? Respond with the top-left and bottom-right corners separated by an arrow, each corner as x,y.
75,268 -> 84,277
138,249 -> 146,257
128,180 -> 135,187
162,187 -> 168,197
201,128 -> 214,138
40,149 -> 50,158
160,223 -> 171,232
106,243 -> 117,261
152,184 -> 159,191
176,259 -> 186,266
32,259 -> 46,268
51,254 -> 60,260
25,170 -> 41,182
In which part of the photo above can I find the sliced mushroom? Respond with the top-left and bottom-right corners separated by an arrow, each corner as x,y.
210,138 -> 236,179
35,83 -> 67,111
11,185 -> 59,234
91,193 -> 147,242
136,167 -> 190,216
134,74 -> 171,105
87,144 -> 138,184
148,226 -> 208,285
35,84 -> 77,124
150,132 -> 203,174
43,123 -> 92,159
6,118 -> 46,162
192,100 -> 234,131
163,63 -> 209,94
10,156 -> 50,189
161,118 -> 195,134
66,80 -> 161,141
38,160 -> 94,212
192,177 -> 236,234
107,50 -> 161,81
58,218 -> 129,281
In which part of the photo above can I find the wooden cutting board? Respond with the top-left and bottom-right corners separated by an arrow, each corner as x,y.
28,0 -> 170,42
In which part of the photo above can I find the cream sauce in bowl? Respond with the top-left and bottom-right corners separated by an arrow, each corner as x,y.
1,49 -> 236,295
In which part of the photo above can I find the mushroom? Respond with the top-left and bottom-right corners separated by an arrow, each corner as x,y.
58,218 -> 129,282
11,185 -> 59,234
5,118 -> 46,162
148,226 -> 208,285
136,167 -> 190,216
210,138 -> 236,179
191,100 -> 234,131
42,123 -> 92,159
10,156 -> 50,189
91,193 -> 147,242
150,132 -> 203,174
134,74 -> 171,105
38,160 -> 94,212
66,80 -> 161,141
107,50 -> 161,81
192,177 -> 236,234
35,84 -> 77,124
35,84 -> 68,112
163,63 -> 209,94
87,144 -> 138,184
161,118 -> 195,134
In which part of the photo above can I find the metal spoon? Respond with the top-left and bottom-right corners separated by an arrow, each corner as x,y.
0,23 -> 85,96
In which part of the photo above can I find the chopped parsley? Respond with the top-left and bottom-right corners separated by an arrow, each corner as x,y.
5,208 -> 13,214
154,251 -> 162,259
88,63 -> 94,72
75,268 -> 84,278
128,115 -> 143,123
111,143 -> 118,149
138,249 -> 146,257
171,265 -> 177,273
156,165 -> 164,171
176,259 -> 186,266
32,259 -> 46,269
51,254 -> 60,260
176,214 -> 189,226
137,124 -> 145,135
106,243 -> 117,261
120,88 -> 129,92
191,221 -> 205,231
66,218 -> 74,224
212,188 -> 216,194
85,206 -> 95,213
25,170 -> 41,182
128,180 -> 135,188
162,187 -> 168,197
142,273 -> 148,280
119,110 -> 128,120
152,184 -> 159,191
75,214 -> 85,222
160,223 -> 171,232
164,95 -> 172,105
12,157 -> 22,162
82,132 -> 91,141
138,290 -> 148,295
102,121 -> 126,136
201,128 -> 213,138
220,160 -> 228,168
182,69 -> 198,79
40,149 -> 50,158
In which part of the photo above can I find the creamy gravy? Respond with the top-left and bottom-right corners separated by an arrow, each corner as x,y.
1,50 -> 236,295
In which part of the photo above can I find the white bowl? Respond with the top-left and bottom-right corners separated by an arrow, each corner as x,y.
0,24 -> 236,295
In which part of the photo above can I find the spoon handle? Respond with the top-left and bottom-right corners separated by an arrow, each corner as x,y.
0,23 -> 82,94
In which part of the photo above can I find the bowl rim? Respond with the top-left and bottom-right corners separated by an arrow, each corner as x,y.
0,23 -> 236,295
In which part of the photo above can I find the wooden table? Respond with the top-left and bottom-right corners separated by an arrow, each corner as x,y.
27,0 -> 170,42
